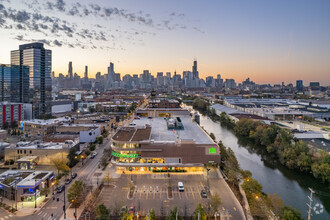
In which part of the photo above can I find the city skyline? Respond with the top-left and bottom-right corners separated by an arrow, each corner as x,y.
0,0 -> 330,84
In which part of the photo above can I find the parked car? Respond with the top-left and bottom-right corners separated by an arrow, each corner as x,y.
178,182 -> 184,192
65,178 -> 72,185
129,123 -> 136,126
201,190 -> 207,198
71,173 -> 77,179
120,206 -> 127,214
90,152 -> 97,159
57,185 -> 64,193
128,206 -> 135,214
134,116 -> 140,119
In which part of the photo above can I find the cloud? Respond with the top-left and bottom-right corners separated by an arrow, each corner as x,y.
0,0 -> 198,51
53,39 -> 62,46
46,0 -> 65,12
193,27 -> 205,34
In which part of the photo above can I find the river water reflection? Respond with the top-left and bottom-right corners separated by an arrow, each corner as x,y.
196,112 -> 330,219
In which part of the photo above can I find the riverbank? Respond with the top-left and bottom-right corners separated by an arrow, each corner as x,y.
184,102 -> 330,219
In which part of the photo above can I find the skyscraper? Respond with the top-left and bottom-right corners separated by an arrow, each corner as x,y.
11,43 -> 52,118
0,64 -> 29,103
192,60 -> 199,79
296,80 -> 303,93
68,61 -> 73,79
84,66 -> 88,82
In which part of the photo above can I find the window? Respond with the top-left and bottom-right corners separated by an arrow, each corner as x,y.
30,150 -> 32,154
24,150 -> 26,154
17,150 -> 19,154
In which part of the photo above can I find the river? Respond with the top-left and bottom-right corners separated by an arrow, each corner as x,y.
191,109 -> 330,219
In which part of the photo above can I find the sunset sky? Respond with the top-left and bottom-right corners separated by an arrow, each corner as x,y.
0,0 -> 330,85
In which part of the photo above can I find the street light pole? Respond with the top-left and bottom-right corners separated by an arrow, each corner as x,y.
35,178 -> 37,208
64,185 -> 66,219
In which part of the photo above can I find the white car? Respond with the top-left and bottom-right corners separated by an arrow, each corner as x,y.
178,182 -> 184,192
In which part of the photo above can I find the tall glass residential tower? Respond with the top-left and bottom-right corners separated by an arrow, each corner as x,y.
11,43 -> 52,118
0,64 -> 29,103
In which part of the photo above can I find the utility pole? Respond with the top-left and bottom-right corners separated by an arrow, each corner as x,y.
307,187 -> 315,220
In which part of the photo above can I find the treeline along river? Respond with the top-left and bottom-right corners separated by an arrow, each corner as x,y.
185,105 -> 330,219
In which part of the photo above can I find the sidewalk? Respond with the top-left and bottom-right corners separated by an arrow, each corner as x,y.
0,195 -> 49,217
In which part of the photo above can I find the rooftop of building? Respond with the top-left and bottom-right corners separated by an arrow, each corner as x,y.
229,113 -> 270,121
21,117 -> 72,125
17,171 -> 54,187
247,107 -> 314,115
113,116 -> 214,145
211,104 -> 244,114
8,140 -> 78,150
0,170 -> 33,187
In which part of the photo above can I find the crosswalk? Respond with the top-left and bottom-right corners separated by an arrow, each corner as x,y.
0,214 -> 13,220
36,209 -> 56,220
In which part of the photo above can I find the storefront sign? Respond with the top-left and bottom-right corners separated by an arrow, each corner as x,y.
112,152 -> 138,158
208,148 -> 217,154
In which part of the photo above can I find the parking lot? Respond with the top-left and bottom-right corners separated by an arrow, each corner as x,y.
98,171 -> 245,219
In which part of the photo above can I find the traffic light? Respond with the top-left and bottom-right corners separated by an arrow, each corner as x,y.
21,196 -> 24,201
63,205 -> 65,211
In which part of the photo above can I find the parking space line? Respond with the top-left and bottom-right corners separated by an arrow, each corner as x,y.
191,187 -> 195,200
179,191 -> 182,199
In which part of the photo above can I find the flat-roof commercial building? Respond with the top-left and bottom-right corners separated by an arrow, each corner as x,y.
56,124 -> 101,143
21,117 -> 73,139
4,140 -> 79,166
0,170 -> 54,202
111,115 -> 220,173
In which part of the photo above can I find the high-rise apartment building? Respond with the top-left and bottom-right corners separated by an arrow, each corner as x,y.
296,80 -> 303,93
0,64 -> 29,103
11,43 -> 52,118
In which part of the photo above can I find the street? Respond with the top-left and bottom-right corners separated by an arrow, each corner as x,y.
9,140 -> 108,220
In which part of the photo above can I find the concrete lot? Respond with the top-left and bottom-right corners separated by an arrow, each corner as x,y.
98,170 -> 245,219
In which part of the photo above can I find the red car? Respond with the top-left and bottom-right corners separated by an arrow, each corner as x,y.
134,116 -> 140,119
128,206 -> 135,214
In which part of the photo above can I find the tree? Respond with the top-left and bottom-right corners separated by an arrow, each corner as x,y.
95,203 -> 110,220
209,193 -> 222,214
67,147 -> 79,168
193,204 -> 207,220
121,212 -> 133,220
209,133 -> 215,141
242,178 -> 263,196
11,120 -> 18,129
67,180 -> 84,208
88,106 -> 96,113
40,187 -> 50,197
89,144 -> 96,151
103,171 -> 112,186
96,136 -> 103,144
100,155 -> 108,169
265,193 -> 284,216
146,209 -> 156,220
85,188 -> 100,215
280,206 -> 303,220
167,207 -> 183,220
51,157 -> 69,175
